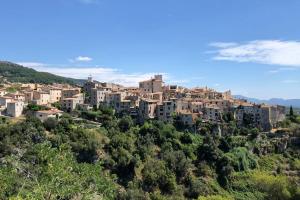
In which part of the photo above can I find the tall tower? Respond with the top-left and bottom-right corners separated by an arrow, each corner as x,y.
88,74 -> 93,82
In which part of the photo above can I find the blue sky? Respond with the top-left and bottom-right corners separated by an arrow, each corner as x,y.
1,0 -> 300,99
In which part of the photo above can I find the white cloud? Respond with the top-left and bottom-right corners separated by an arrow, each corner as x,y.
210,40 -> 300,67
210,42 -> 237,48
21,63 -> 170,86
17,62 -> 47,67
74,56 -> 93,62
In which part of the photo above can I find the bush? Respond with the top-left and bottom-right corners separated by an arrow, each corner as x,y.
251,171 -> 298,200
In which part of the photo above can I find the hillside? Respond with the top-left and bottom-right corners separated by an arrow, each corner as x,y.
0,61 -> 85,85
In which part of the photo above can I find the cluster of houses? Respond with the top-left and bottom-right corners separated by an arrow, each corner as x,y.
84,75 -> 285,131
0,75 -> 286,131
0,83 -> 79,121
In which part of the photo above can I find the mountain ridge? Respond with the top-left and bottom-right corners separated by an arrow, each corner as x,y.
0,61 -> 85,85
234,95 -> 300,108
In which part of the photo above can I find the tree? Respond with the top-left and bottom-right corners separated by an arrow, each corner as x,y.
118,115 -> 134,132
289,106 -> 294,117
251,171 -> 299,200
0,143 -> 116,200
43,117 -> 58,131
141,159 -> 177,194
197,136 -> 223,164
161,150 -> 191,180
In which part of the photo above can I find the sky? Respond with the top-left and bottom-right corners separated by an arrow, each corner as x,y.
0,0 -> 300,99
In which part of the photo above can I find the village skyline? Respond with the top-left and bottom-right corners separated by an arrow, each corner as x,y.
1,0 -> 300,99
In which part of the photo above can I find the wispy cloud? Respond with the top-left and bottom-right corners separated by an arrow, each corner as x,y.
210,42 -> 237,48
17,62 -> 47,67
72,56 -> 93,62
210,40 -> 300,67
19,62 -> 174,86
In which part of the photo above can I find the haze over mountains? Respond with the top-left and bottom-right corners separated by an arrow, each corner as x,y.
234,95 -> 300,108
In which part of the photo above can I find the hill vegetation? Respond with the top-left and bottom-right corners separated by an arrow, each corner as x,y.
0,61 -> 84,85
0,106 -> 300,199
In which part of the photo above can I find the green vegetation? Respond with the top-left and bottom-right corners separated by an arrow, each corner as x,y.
5,84 -> 22,92
26,103 -> 51,111
0,61 -> 84,84
0,106 -> 300,199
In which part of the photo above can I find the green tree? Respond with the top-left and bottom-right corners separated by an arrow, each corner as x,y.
118,115 -> 134,132
142,159 -> 177,194
0,143 -> 116,200
251,171 -> 299,200
289,106 -> 294,117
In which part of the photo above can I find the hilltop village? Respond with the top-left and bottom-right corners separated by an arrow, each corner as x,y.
0,75 -> 285,131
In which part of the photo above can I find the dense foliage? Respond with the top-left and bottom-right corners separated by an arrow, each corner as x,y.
0,105 -> 300,199
0,61 -> 83,84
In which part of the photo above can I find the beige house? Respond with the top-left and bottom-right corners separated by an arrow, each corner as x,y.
21,83 -> 38,90
178,111 -> 200,127
35,109 -> 63,122
139,75 -> 163,94
49,88 -> 62,103
204,99 -> 232,111
5,92 -> 25,102
146,92 -> 163,103
156,100 -> 176,123
234,103 -> 283,131
203,105 -> 222,122
83,77 -> 102,97
90,88 -> 111,107
60,94 -> 84,112
62,88 -> 81,99
105,92 -> 126,108
33,91 -> 50,105
6,101 -> 24,117
117,100 -> 132,114
139,98 -> 159,120
24,91 -> 34,103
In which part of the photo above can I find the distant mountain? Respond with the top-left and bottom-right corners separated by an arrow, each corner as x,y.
234,95 -> 300,108
0,61 -> 85,85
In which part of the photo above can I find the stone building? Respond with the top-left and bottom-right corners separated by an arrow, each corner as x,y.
139,98 -> 159,120
139,75 -> 163,94
35,109 -> 63,122
33,91 -> 50,105
6,101 -> 24,117
49,88 -> 62,103
90,88 -> 111,107
61,96 -> 84,112
156,100 -> 176,123
61,88 -> 81,99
